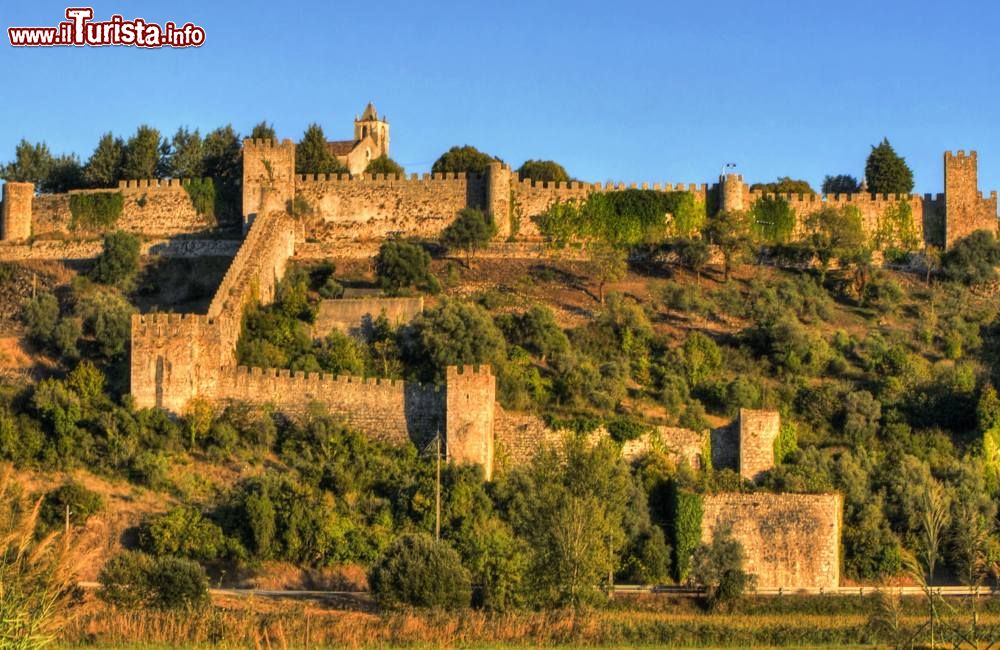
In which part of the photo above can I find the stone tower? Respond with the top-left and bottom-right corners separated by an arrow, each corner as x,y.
720,174 -> 745,213
445,365 -> 496,480
354,102 -> 390,157
737,408 -> 780,482
1,182 -> 34,242
242,139 -> 296,229
944,150 -> 998,248
486,162 -> 512,240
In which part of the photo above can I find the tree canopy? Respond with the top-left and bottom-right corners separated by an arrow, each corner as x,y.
431,146 -> 502,175
517,160 -> 570,183
865,138 -> 914,195
822,174 -> 861,195
296,123 -> 348,176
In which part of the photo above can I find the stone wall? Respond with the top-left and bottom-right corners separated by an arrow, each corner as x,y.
30,179 -> 214,239
215,366 -> 441,446
313,296 -> 423,337
295,172 -> 486,243
242,139 -> 296,227
0,238 -> 239,262
701,493 -> 842,590
945,151 -> 999,247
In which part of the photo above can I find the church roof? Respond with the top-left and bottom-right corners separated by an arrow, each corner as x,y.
326,140 -> 356,156
359,102 -> 379,122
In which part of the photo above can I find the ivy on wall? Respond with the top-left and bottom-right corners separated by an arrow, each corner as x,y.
665,480 -> 703,583
69,192 -> 124,231
749,196 -> 796,244
183,178 -> 216,221
875,201 -> 920,254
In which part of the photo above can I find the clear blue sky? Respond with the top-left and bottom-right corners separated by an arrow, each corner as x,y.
1,0 -> 998,193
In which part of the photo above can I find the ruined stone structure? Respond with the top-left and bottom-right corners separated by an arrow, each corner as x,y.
737,409 -> 781,481
701,493 -> 843,590
313,296 -> 424,338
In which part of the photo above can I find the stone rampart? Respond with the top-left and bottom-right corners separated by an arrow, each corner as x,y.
313,296 -> 423,337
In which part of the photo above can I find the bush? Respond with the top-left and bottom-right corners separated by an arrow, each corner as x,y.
69,191 -> 124,230
98,551 -> 209,610
369,533 -> 471,609
23,292 -> 60,347
90,231 -> 141,285
365,155 -> 405,176
941,230 -> 1000,285
182,177 -> 215,220
665,482 -> 703,583
138,506 -> 227,561
374,239 -> 440,295
691,525 -> 754,609
39,481 -> 104,531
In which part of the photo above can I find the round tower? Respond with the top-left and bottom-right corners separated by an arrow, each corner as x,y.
720,173 -> 745,213
1,181 -> 34,242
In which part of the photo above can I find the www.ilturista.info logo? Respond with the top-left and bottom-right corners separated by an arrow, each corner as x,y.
8,7 -> 205,48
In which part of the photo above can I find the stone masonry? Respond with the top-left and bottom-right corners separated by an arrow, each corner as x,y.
701,493 -> 843,590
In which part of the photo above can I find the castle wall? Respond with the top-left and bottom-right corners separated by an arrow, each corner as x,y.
1,182 -> 33,242
945,151 -> 998,247
30,179 -> 214,239
313,296 -> 423,338
242,139 -> 296,227
511,173 -> 709,240
295,172 -> 486,243
215,366 -> 442,446
701,493 -> 842,590
0,238 -> 238,262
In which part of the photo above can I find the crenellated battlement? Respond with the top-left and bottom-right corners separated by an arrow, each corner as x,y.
945,149 -> 977,162
227,364 -> 439,391
116,178 -> 212,190
131,312 -> 216,338
515,178 -> 708,193
295,171 -> 484,184
243,138 -> 295,150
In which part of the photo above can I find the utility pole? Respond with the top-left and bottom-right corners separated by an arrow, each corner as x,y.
435,431 -> 441,541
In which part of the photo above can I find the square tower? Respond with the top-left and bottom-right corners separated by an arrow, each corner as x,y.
944,150 -> 998,248
242,139 -> 296,229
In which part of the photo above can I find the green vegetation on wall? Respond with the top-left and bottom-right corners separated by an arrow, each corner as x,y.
182,177 -> 216,221
665,481 -> 703,583
749,196 -> 796,244
69,192 -> 124,231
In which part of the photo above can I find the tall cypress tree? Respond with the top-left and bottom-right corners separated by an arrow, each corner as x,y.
865,138 -> 914,195
296,123 -> 346,175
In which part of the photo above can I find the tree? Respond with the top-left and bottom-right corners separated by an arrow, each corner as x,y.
202,125 -> 242,222
821,174 -> 861,195
865,138 -> 914,195
23,292 -> 60,347
296,123 -> 347,175
166,127 -> 203,179
517,160 -> 570,183
703,210 -> 751,282
749,177 -> 814,195
749,196 -> 796,244
591,245 -> 628,303
43,155 -> 84,193
2,139 -> 53,186
922,245 -> 941,284
374,239 -> 440,294
690,525 -> 754,609
249,121 -> 276,141
805,206 -> 866,283
138,506 -> 227,561
917,478 -> 950,582
83,133 -> 125,188
676,237 -> 710,283
941,230 -> 1000,285
365,155 -> 404,177
90,231 -> 140,286
431,145 -> 501,175
369,533 -> 471,609
400,300 -> 506,380
440,208 -> 496,268
121,125 -> 167,180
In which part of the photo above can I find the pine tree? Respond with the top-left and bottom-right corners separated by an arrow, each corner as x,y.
296,123 -> 346,175
865,138 -> 914,195
166,127 -> 203,179
83,133 -> 125,188
121,125 -> 166,180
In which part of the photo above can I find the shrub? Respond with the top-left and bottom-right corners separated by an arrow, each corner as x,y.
182,177 -> 215,220
440,208 -> 496,267
23,292 -> 60,347
98,551 -> 209,610
941,230 -> 1000,285
369,533 -> 471,609
606,416 -> 650,442
691,525 -> 754,609
39,481 -> 104,532
365,155 -> 405,176
69,191 -> 124,230
374,239 -> 440,295
138,506 -> 227,561
90,231 -> 141,285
